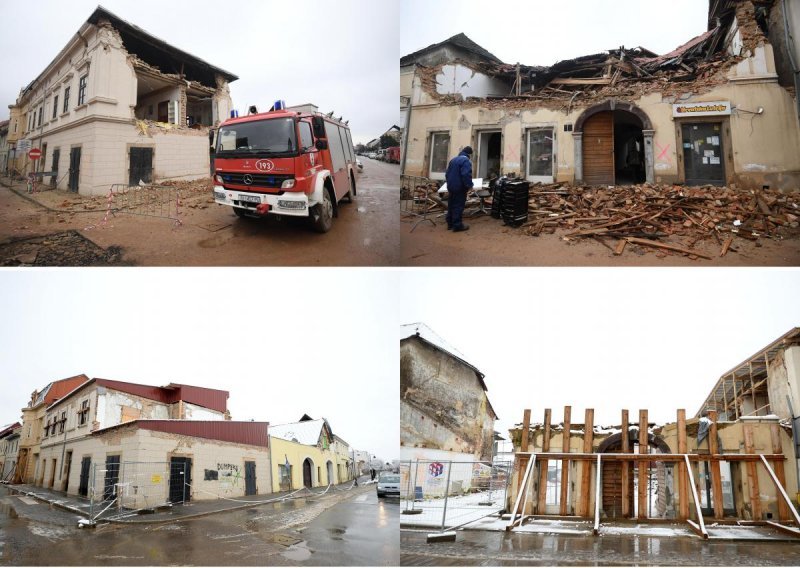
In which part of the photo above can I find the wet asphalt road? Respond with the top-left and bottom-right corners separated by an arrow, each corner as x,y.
0,485 -> 399,566
401,528 -> 800,566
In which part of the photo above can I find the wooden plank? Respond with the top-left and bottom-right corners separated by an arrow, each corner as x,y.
759,455 -> 800,526
518,409 -> 531,496
687,519 -> 709,539
614,239 -> 627,256
621,410 -> 630,518
560,406 -> 571,516
536,409 -> 551,514
743,424 -> 762,520
508,454 -> 536,531
684,454 -> 708,538
624,237 -> 713,259
708,411 -> 724,519
731,373 -> 739,419
551,77 -> 613,85
677,409 -> 689,520
770,424 -> 790,522
579,409 -> 594,517
593,454 -> 602,535
765,520 -> 800,539
638,410 -> 648,520
720,236 -> 733,256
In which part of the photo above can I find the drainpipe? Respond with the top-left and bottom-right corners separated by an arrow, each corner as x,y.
782,0 -> 800,125
400,95 -> 412,176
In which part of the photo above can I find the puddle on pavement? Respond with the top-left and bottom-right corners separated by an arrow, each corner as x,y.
282,540 -> 312,561
328,527 -> 346,541
0,501 -> 18,519
29,524 -> 71,541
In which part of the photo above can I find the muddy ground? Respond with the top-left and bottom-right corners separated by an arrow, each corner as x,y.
400,209 -> 800,266
0,157 -> 399,266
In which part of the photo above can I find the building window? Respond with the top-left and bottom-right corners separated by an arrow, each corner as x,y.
428,132 -> 451,180
44,418 -> 52,437
37,106 -> 43,127
63,87 -> 70,113
526,127 -> 554,181
78,400 -> 90,425
52,96 -> 59,119
59,411 -> 67,434
78,75 -> 88,106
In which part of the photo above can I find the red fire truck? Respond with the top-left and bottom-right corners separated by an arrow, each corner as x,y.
386,146 -> 400,164
212,105 -> 357,232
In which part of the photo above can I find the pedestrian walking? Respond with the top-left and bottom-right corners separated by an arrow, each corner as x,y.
445,146 -> 474,232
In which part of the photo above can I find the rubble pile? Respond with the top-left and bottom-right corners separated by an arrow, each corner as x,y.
523,183 -> 800,258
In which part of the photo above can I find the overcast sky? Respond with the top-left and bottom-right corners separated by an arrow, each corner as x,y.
399,269 -> 800,442
400,0 -> 709,66
0,0 -> 398,145
0,269 -> 399,462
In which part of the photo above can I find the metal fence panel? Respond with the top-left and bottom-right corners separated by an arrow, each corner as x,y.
400,460 -> 511,530
400,175 -> 442,232
107,183 -> 182,225
89,461 -> 178,521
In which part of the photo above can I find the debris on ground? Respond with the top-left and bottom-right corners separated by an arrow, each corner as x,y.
402,180 -> 800,260
0,230 -> 128,266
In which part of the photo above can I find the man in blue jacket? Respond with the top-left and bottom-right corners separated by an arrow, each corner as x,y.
444,146 -> 474,232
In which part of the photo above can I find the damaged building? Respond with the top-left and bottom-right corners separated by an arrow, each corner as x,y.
505,327 -> 800,538
32,377 -> 270,504
400,323 -> 497,463
5,6 -> 237,195
401,1 -> 800,190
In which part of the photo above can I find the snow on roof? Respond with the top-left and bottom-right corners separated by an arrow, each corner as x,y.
269,418 -> 326,446
400,323 -> 470,361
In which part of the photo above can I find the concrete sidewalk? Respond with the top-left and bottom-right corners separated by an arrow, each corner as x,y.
3,477 -> 369,525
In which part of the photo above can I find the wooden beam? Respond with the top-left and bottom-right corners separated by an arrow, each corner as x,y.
593,454 -> 602,535
508,454 -> 536,530
731,374 -> 739,420
518,409 -> 531,496
624,237 -> 713,259
770,424 -> 790,522
515,452 -> 785,463
638,410 -> 648,520
765,520 -> 800,539
677,409 -> 689,520
560,406 -> 571,516
550,77 -> 612,85
743,424 -> 762,520
759,455 -> 800,526
579,409 -> 594,517
684,454 -> 708,539
707,411 -> 725,519
537,409 -> 551,515
621,410 -> 630,518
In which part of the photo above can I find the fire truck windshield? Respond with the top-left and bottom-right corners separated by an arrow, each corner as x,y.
216,117 -> 297,157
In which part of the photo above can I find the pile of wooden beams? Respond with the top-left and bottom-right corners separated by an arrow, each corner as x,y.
521,183 -> 800,259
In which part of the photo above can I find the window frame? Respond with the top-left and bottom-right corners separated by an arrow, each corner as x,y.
63,87 -> 71,114
428,131 -> 451,181
525,127 -> 556,184
78,399 -> 90,426
77,75 -> 88,106
52,95 -> 59,120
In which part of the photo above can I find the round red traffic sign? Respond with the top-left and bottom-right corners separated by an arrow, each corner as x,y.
28,148 -> 42,160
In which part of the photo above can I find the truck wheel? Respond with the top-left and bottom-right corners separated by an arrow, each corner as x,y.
310,189 -> 333,233
345,176 -> 356,203
233,207 -> 247,218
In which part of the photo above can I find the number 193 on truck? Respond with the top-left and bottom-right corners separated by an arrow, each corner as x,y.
212,105 -> 357,233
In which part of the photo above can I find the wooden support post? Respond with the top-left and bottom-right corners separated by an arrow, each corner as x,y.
749,363 -> 757,414
759,455 -> 800,526
579,409 -> 594,517
637,410 -> 648,520
621,409 -> 630,518
743,424 -> 762,520
731,373 -> 739,420
770,423 -> 790,521
559,406 -> 571,516
677,409 -> 689,521
508,455 -> 536,530
708,411 -> 724,519
518,409 -> 531,496
537,409 -> 551,514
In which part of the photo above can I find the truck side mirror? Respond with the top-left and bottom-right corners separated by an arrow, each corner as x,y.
208,129 -> 216,147
315,139 -> 328,151
312,116 -> 326,139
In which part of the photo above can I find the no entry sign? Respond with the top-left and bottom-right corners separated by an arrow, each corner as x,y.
28,148 -> 42,160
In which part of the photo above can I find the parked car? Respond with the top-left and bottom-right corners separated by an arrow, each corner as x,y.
376,472 -> 400,498
367,152 -> 377,159
356,159 -> 363,171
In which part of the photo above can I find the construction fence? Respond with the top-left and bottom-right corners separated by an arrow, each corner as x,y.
399,460 -> 512,531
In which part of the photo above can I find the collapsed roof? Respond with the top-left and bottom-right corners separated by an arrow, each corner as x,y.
404,1 -> 779,108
